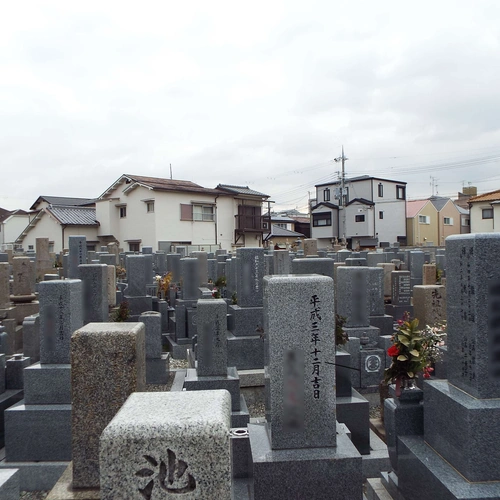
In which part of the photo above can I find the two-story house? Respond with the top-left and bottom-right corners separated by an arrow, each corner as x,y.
16,196 -> 99,253
468,189 -> 500,233
96,175 -> 269,252
310,175 -> 407,249
0,208 -> 31,250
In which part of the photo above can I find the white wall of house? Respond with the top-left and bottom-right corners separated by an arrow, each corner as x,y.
470,203 -> 499,232
22,212 -> 98,253
310,205 -> 339,247
315,178 -> 406,244
216,196 -> 236,251
344,203 -> 374,238
1,214 -> 30,245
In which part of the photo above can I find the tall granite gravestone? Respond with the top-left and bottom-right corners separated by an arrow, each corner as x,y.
71,322 -> 146,488
184,299 -> 249,428
385,270 -> 413,321
377,262 -> 396,297
0,262 -> 13,318
367,267 -> 393,335
291,257 -> 335,279
1,280 -> 82,490
249,275 -> 362,499
227,248 -> 265,370
100,390 -> 232,499
413,285 -> 446,327
10,256 -> 39,326
79,264 -> 109,324
139,311 -> 169,384
385,233 -> 500,500
191,251 -> 209,287
35,238 -> 53,282
123,255 -> 153,320
303,238 -> 318,256
166,253 -> 181,283
273,249 -> 290,274
409,250 -> 425,289
422,263 -> 437,285
68,235 -> 87,279
106,265 -> 116,308
22,314 -> 40,363
337,267 -> 383,388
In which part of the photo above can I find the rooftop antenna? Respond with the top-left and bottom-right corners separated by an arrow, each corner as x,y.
334,146 -> 348,242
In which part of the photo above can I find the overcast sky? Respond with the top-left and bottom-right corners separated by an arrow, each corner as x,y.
1,1 -> 500,212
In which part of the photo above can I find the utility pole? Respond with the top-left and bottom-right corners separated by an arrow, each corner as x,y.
334,146 -> 348,244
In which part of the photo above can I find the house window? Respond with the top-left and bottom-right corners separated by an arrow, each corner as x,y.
312,212 -> 331,227
396,185 -> 406,200
379,211 -> 384,219
180,204 -> 215,221
324,188 -> 331,202
482,208 -> 493,219
28,245 -> 34,250
263,222 -> 269,229
355,214 -> 365,222
193,205 -> 214,221
418,215 -> 430,224
48,242 -> 54,253
146,202 -> 154,213
443,217 -> 453,225
275,223 -> 287,229
462,218 -> 470,227
378,183 -> 384,198
129,242 -> 140,252
119,206 -> 127,218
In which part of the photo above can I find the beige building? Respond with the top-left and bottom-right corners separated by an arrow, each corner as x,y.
406,197 -> 466,246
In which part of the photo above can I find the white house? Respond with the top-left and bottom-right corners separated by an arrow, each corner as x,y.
468,189 -> 500,233
96,175 -> 270,252
311,175 -> 407,248
0,208 -> 31,250
16,196 -> 99,253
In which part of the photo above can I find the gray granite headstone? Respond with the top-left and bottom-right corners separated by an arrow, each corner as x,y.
273,250 -> 290,275
337,267 -> 370,327
196,299 -> 228,377
291,257 -> 335,279
99,254 -> 116,266
39,279 -> 83,364
69,236 -> 87,279
139,311 -> 162,359
0,262 -> 9,307
367,267 -> 385,316
264,275 -> 336,450
181,258 -> 199,300
446,233 -> 500,398
391,271 -> 411,305
236,248 -> 264,307
166,253 -> 181,282
125,255 -> 147,297
192,251 -> 209,286
79,264 -> 109,324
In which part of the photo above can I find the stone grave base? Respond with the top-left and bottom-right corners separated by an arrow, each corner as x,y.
184,366 -> 241,411
145,353 -> 170,384
361,430 -> 391,480
227,333 -> 264,370
231,395 -> 250,428
337,389 -> 370,455
249,422 -> 363,500
0,468 -> 19,500
24,364 -> 71,405
397,436 -> 500,500
385,304 -> 413,321
164,333 -> 190,359
0,390 -> 23,448
123,295 -> 152,317
46,462 -> 99,500
11,301 -> 39,325
227,305 -> 263,336
369,314 -> 393,335
0,306 -> 15,321
0,461 -> 69,492
344,325 -> 381,344
4,401 -> 71,462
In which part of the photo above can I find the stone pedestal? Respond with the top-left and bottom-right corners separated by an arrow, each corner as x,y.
100,391 -> 232,500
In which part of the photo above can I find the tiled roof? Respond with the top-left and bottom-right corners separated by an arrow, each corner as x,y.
316,175 -> 407,188
406,199 -> 429,218
30,196 -> 96,210
216,184 -> 269,198
264,225 -> 305,239
346,197 -> 375,206
46,206 -> 99,226
468,189 -> 500,203
0,207 -> 11,223
429,196 -> 451,212
311,202 -> 339,211
455,205 -> 470,214
127,175 -> 222,194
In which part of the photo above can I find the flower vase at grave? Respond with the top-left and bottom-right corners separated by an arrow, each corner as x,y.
395,376 -> 418,397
